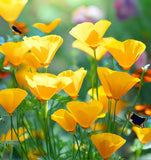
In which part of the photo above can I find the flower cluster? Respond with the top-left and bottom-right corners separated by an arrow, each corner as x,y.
0,1 -> 151,160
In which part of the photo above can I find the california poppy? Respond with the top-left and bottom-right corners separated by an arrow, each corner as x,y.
69,19 -> 111,60
0,88 -> 28,114
0,0 -> 28,23
97,67 -> 140,100
32,18 -> 61,34
132,126 -> 151,144
66,100 -> 104,129
51,109 -> 77,132
25,72 -> 72,101
0,41 -> 29,67
103,38 -> 146,70
58,68 -> 87,99
91,133 -> 126,159
88,86 -> 129,115
23,35 -> 63,67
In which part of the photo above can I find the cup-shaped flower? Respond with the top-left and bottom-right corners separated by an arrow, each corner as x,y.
0,88 -> 28,114
25,72 -> 72,101
0,0 -> 28,23
91,133 -> 126,159
0,127 -> 28,142
58,68 -> 87,98
104,38 -> 146,70
51,109 -> 77,132
0,41 -> 29,67
132,127 -> 151,144
15,67 -> 37,89
23,35 -> 63,67
32,18 -> 61,34
97,67 -> 140,100
70,19 -> 111,48
72,40 -> 107,60
88,86 -> 129,115
70,19 -> 111,60
66,100 -> 104,129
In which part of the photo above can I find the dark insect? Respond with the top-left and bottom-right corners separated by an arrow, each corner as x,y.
125,111 -> 148,128
10,25 -> 22,35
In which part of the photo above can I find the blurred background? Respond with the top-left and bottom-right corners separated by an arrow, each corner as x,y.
0,0 -> 151,100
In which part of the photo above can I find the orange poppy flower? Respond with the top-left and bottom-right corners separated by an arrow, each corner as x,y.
25,72 -> 72,101
134,104 -> 151,116
103,38 -> 146,70
132,126 -> 151,144
15,67 -> 36,89
0,88 -> 28,114
91,133 -> 126,159
58,68 -> 87,99
32,18 -> 61,34
72,40 -> 107,60
69,19 -> 111,60
132,69 -> 151,87
97,67 -> 140,100
9,21 -> 29,36
51,109 -> 77,132
0,0 -> 28,23
23,35 -> 63,67
88,86 -> 129,115
0,41 -> 29,67
0,127 -> 28,142
70,19 -> 111,48
66,100 -> 104,129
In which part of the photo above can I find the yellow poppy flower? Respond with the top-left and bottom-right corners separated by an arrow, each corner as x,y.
97,67 -> 140,100
25,72 -> 72,101
88,86 -> 129,115
0,0 -> 28,23
22,52 -> 42,69
0,88 -> 27,114
58,68 -> 87,98
91,133 -> 126,159
132,127 -> 151,144
104,38 -> 146,70
72,40 -> 107,60
32,18 -> 61,34
70,19 -> 111,48
23,35 -> 63,67
66,100 -> 103,129
0,41 -> 29,67
0,127 -> 28,142
15,67 -> 36,89
51,109 -> 77,132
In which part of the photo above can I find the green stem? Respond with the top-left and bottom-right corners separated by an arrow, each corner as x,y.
72,133 -> 75,160
111,56 -> 115,70
112,100 -> 118,132
120,65 -> 150,135
93,49 -> 99,100
10,114 -> 13,160
74,134 -> 81,160
135,144 -> 144,160
107,98 -> 112,132
22,119 -> 47,160
10,115 -> 29,160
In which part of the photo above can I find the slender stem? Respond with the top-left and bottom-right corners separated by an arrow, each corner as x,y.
74,134 -> 81,160
10,115 -> 29,160
107,98 -> 112,132
10,114 -> 13,160
112,100 -> 118,132
135,144 -> 144,160
93,49 -> 99,100
120,65 -> 149,135
72,134 -> 75,160
44,66 -> 48,73
22,119 -> 47,160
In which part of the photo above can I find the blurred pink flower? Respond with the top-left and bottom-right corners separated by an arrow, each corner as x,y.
114,0 -> 138,20
134,51 -> 147,69
72,5 -> 104,24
